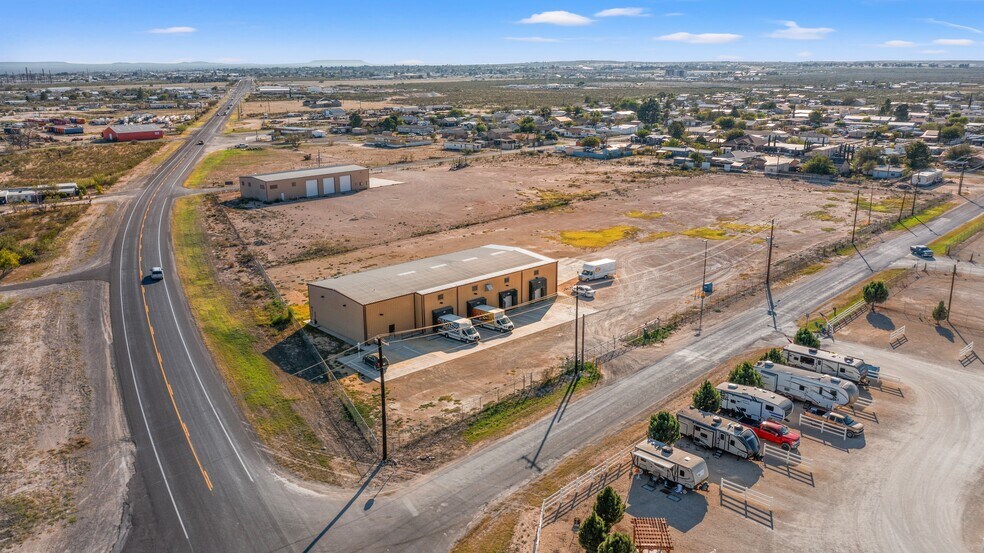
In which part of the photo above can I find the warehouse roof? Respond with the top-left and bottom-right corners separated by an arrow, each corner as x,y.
107,124 -> 162,133
310,245 -> 555,305
246,165 -> 368,183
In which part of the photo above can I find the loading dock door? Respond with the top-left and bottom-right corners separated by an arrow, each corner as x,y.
306,179 -> 318,197
529,277 -> 547,301
322,177 -> 335,195
465,297 -> 487,317
339,175 -> 352,192
499,289 -> 518,309
431,306 -> 454,332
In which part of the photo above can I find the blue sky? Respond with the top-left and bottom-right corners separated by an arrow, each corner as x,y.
3,1 -> 983,64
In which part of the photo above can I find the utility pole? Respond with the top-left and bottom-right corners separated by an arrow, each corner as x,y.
898,190 -> 907,222
867,186 -> 874,225
765,219 -> 775,285
947,265 -> 957,322
850,189 -> 861,243
580,315 -> 586,375
958,162 -> 966,196
698,239 -> 708,336
376,337 -> 388,462
573,294 -> 579,372
911,183 -> 917,216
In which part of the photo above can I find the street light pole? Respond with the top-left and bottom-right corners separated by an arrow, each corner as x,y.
698,239 -> 708,336
377,337 -> 388,462
947,265 -> 957,322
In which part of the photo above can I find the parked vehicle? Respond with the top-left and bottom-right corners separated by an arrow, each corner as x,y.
754,360 -> 859,410
717,382 -> 793,423
571,284 -> 595,299
437,314 -> 481,343
631,438 -> 709,491
578,259 -> 617,281
782,344 -> 875,385
150,266 -> 164,280
469,304 -> 513,332
676,407 -> 761,459
361,353 -> 389,370
806,406 -> 864,438
751,420 -> 801,451
910,245 -> 933,258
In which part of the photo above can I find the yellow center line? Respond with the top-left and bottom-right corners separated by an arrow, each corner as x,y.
136,146 -> 214,492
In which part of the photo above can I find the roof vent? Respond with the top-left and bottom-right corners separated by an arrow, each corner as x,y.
662,445 -> 674,454
831,377 -> 841,384
712,416 -> 722,425
808,348 -> 818,354
844,357 -> 854,363
734,424 -> 744,432
727,383 -> 738,389
763,361 -> 773,368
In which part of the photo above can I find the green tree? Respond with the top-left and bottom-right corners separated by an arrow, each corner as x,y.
545,130 -> 559,141
689,152 -> 706,166
802,156 -> 836,175
348,112 -> 363,128
647,410 -> 681,444
581,136 -> 602,148
808,109 -> 824,125
760,348 -> 784,364
862,281 -> 889,312
668,120 -> 686,139
853,146 -> 882,172
945,143 -> 972,160
578,512 -> 608,553
379,114 -> 401,131
723,128 -> 746,140
893,103 -> 909,122
475,122 -> 488,133
518,116 -> 537,134
728,361 -> 764,387
692,380 -> 721,412
715,116 -> 736,130
932,300 -> 949,324
637,97 -> 661,126
729,106 -> 740,117
593,486 -> 625,529
597,531 -> 634,553
879,98 -> 892,116
940,125 -> 964,142
904,141 -> 931,170
0,249 -> 20,276
794,327 -> 821,348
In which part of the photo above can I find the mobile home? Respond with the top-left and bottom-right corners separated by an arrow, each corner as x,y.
717,382 -> 793,422
676,408 -> 761,459
754,360 -> 859,410
782,344 -> 875,384
631,439 -> 709,490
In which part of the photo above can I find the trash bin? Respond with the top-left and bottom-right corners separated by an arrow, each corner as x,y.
702,282 -> 713,294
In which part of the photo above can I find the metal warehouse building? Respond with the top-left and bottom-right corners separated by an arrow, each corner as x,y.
101,124 -> 164,142
308,245 -> 558,344
239,165 -> 370,202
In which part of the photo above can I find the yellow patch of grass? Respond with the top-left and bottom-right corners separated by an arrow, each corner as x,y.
625,210 -> 664,220
450,509 -> 521,553
185,149 -> 252,188
680,227 -> 730,240
928,214 -> 984,255
559,225 -> 639,248
891,201 -> 956,231
639,231 -> 675,242
719,222 -> 770,234
805,211 -> 842,222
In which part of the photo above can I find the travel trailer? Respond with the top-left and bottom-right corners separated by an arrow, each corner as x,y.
468,304 -> 514,333
754,360 -> 859,410
782,344 -> 875,384
631,439 -> 709,490
437,314 -> 481,343
716,382 -> 794,423
676,408 -> 761,459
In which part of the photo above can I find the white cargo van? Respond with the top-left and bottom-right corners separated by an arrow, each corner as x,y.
469,304 -> 514,333
754,360 -> 859,410
578,259 -> 617,281
437,314 -> 481,343
782,344 -> 875,384
676,408 -> 761,460
716,382 -> 793,423
631,439 -> 709,491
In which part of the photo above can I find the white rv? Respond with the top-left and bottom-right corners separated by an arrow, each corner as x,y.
578,259 -> 617,282
437,314 -> 481,343
469,304 -> 514,333
631,439 -> 709,490
716,382 -> 793,423
676,408 -> 761,460
782,344 -> 875,385
754,361 -> 859,410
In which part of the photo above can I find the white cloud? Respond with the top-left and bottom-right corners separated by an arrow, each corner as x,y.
656,32 -> 742,44
920,49 -> 947,55
797,51 -> 814,59
148,26 -> 196,34
518,11 -> 593,26
934,38 -> 974,46
881,40 -> 916,48
664,12 -> 684,17
504,36 -> 561,43
926,19 -> 982,34
768,21 -> 834,40
595,7 -> 648,17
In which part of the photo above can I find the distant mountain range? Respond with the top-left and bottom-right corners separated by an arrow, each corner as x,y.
0,60 -> 370,72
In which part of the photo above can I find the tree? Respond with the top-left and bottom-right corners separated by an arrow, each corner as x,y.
581,136 -> 601,148
348,112 -> 363,128
946,143 -> 972,160
715,116 -> 736,130
0,249 -> 20,276
853,146 -> 882,172
808,109 -> 824,125
760,348 -> 784,364
692,380 -> 721,412
545,130 -> 559,141
637,97 -> 661,126
802,156 -> 836,175
648,410 -> 681,444
940,124 -> 964,142
893,103 -> 910,122
862,281 -> 889,312
597,532 -> 634,553
578,512 -> 607,553
518,116 -> 537,134
904,141 -> 931,170
879,98 -> 892,116
668,120 -> 686,139
794,327 -> 821,348
593,486 -> 625,529
379,114 -> 401,131
723,128 -> 746,140
728,361 -> 764,387
932,300 -> 948,324
729,106 -> 740,117
689,152 -> 706,166
475,122 -> 488,134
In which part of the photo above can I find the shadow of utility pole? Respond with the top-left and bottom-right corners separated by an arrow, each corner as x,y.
303,461 -> 385,553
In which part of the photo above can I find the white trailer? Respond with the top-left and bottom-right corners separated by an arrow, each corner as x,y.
578,259 -> 617,281
631,439 -> 709,490
782,344 -> 875,384
717,382 -> 793,423
469,304 -> 514,332
754,360 -> 859,410
676,408 -> 761,459
437,314 -> 481,343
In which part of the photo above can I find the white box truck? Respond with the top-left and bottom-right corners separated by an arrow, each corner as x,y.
676,407 -> 762,460
469,304 -> 514,333
437,314 -> 481,343
782,344 -> 875,385
754,360 -> 859,410
578,259 -> 617,282
716,382 -> 794,423
631,438 -> 709,491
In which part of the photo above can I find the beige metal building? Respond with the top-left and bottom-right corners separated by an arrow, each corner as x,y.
308,245 -> 558,343
239,165 -> 370,202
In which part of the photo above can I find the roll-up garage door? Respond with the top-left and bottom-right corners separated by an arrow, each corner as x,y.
306,179 -> 318,197
339,175 -> 352,192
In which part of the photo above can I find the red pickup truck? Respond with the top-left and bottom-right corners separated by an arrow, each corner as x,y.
751,420 -> 801,451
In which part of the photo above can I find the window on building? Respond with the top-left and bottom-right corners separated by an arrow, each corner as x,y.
438,294 -> 444,300
389,324 -> 396,333
270,184 -> 278,189
504,277 -> 510,283
534,270 -> 540,275
472,285 -> 478,292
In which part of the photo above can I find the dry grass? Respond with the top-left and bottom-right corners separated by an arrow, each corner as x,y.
0,142 -> 163,189
680,226 -> 730,240
625,210 -> 664,220
639,231 -> 675,242
558,225 -> 639,248
928,214 -> 984,255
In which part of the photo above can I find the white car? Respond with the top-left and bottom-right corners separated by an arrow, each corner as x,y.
571,284 -> 595,299
150,266 -> 164,280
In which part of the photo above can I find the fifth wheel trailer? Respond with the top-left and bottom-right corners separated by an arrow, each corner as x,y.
717,382 -> 794,423
754,360 -> 859,410
676,408 -> 762,459
631,439 -> 709,490
782,344 -> 876,384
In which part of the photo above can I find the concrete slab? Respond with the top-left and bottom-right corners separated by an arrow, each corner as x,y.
369,177 -> 403,189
